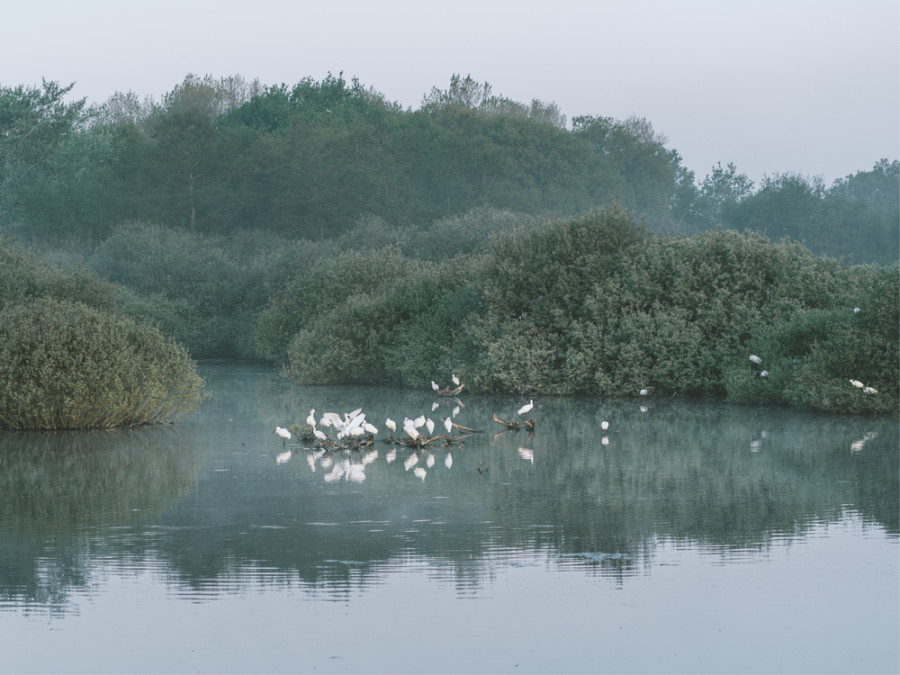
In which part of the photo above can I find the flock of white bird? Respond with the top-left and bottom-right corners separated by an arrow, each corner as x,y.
273,376 -> 484,482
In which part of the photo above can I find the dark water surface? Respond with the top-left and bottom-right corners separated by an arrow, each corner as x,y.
1,362 -> 897,674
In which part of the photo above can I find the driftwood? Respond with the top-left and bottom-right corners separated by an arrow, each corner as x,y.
381,432 -> 474,449
435,384 -> 465,397
491,413 -> 536,432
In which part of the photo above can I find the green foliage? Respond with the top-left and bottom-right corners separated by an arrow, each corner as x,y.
0,298 -> 206,430
89,222 -> 277,357
0,236 -> 116,312
285,255 -> 486,388
255,245 -> 409,363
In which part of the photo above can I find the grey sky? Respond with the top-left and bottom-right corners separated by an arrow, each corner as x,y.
3,0 -> 898,185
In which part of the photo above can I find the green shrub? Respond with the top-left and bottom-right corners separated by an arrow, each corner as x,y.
0,298 -> 206,430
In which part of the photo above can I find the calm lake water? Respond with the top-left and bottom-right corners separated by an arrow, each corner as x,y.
1,361 -> 897,674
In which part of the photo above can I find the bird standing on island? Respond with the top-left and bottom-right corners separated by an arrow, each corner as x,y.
274,426 -> 291,447
517,400 -> 534,416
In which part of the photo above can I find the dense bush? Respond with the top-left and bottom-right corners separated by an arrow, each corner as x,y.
89,222 -> 280,357
285,255 -> 486,387
271,207 -> 896,415
0,298 -> 206,430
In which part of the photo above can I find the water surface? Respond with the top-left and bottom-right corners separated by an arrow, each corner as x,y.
1,362 -> 897,673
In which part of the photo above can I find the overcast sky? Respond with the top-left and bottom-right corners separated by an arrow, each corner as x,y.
2,0 -> 897,185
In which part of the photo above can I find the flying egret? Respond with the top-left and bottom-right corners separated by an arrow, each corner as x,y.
517,400 -> 534,416
274,426 -> 292,446
385,418 -> 397,432
749,354 -> 763,365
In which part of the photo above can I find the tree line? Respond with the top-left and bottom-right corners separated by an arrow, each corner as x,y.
1,75 -> 897,264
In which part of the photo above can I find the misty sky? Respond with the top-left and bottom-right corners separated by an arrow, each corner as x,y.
2,0 -> 898,185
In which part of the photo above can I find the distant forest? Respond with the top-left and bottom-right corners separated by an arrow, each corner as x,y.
1,74 -> 897,263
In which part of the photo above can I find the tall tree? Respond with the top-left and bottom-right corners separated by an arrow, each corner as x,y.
0,80 -> 86,225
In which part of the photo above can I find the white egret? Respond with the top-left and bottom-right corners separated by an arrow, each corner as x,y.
749,354 -> 763,365
600,420 -> 609,431
863,386 -> 878,394
404,424 -> 420,441
760,370 -> 768,378
414,467 -> 427,480
363,422 -> 378,435
452,374 -> 460,386
414,415 -> 426,429
443,417 -> 453,434
431,401 -> 439,412
385,418 -> 397,432
313,428 -> 328,442
517,399 -> 534,416
853,307 -> 860,313
306,409 -> 316,427
431,381 -> 440,392
425,418 -> 435,435
850,379 -> 864,388
639,389 -> 648,396
274,426 -> 292,446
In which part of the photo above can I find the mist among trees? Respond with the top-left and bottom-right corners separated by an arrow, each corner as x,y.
0,74 -> 896,417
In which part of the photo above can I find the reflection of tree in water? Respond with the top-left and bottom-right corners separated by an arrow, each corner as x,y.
1,363 -> 896,608
156,397 -> 897,596
0,426 -> 203,607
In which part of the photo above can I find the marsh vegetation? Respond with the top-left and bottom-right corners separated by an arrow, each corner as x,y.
0,75 -> 896,422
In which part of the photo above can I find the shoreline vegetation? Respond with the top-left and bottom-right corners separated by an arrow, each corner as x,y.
0,75 -> 896,427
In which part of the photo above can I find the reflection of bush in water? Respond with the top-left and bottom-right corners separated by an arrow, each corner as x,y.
474,399 -> 899,556
0,426 -> 203,605
0,427 -> 202,529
